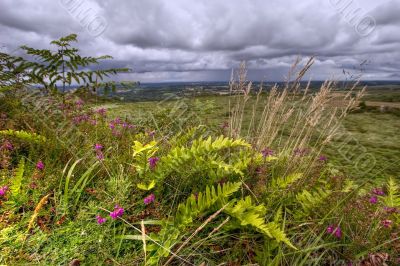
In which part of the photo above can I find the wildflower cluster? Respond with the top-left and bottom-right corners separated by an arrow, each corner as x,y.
36,160 -> 44,171
326,224 -> 342,239
109,117 -> 135,137
148,157 -> 160,169
94,143 -> 105,161
261,148 -> 274,158
110,205 -> 124,219
0,185 -> 8,197
144,193 -> 155,205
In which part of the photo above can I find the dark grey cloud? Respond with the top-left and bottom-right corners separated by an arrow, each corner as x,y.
0,0 -> 399,82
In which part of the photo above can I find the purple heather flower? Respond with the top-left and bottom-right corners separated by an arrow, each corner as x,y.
112,130 -> 121,137
318,155 -> 327,162
327,224 -> 342,239
110,205 -> 124,219
72,116 -> 81,125
114,117 -> 122,124
220,122 -> 229,129
94,143 -> 103,151
261,148 -> 274,158
372,188 -> 385,196
96,108 -> 107,116
2,140 -> 13,151
148,131 -> 155,137
0,186 -> 8,196
36,161 -> 44,171
128,124 -> 135,129
384,206 -> 398,213
144,194 -> 155,205
369,196 -> 378,204
326,224 -> 334,234
148,157 -> 160,169
96,152 -> 104,161
382,219 -> 392,228
333,227 -> 342,239
109,123 -> 115,129
293,148 -> 309,156
76,99 -> 84,106
96,215 -> 107,225
122,122 -> 128,128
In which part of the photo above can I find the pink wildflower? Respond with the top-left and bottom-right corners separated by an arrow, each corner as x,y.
144,194 -> 155,205
261,148 -> 274,158
318,155 -> 328,162
96,108 -> 107,116
1,140 -> 13,151
94,143 -> 103,151
384,206 -> 398,213
36,161 -> 44,171
372,188 -> 385,195
96,215 -> 107,225
148,157 -> 160,169
112,130 -> 121,137
382,219 -> 392,228
369,196 -> 378,204
0,186 -> 8,197
76,99 -> 84,106
326,224 -> 342,239
96,152 -> 104,161
334,227 -> 342,239
110,205 -> 124,219
326,224 -> 334,234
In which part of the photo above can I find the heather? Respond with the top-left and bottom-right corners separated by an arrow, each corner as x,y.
1,35 -> 400,265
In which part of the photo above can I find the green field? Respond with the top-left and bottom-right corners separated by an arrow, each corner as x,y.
100,93 -> 400,181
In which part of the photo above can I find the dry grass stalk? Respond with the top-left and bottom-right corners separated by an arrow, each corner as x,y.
141,220 -> 147,264
27,193 -> 51,233
228,57 -> 365,176
163,203 -> 229,266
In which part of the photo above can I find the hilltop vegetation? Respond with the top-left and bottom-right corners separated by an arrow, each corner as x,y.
1,35 -> 400,265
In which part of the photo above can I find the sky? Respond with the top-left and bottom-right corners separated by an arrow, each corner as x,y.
0,0 -> 399,82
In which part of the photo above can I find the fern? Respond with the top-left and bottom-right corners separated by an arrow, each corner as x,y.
270,173 -> 303,190
152,136 -> 251,184
383,178 -> 400,207
10,157 -> 25,198
295,187 -> 332,219
168,125 -> 206,147
0,129 -> 46,144
225,196 -> 296,249
146,182 -> 242,265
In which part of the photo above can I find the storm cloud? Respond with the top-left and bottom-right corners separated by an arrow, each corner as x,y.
0,0 -> 399,82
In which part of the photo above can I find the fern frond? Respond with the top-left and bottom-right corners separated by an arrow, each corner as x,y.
153,135 -> 251,184
146,182 -> 242,265
383,178 -> 400,207
270,173 -> 303,190
0,129 -> 46,144
10,157 -> 25,198
225,196 -> 296,249
295,187 -> 332,219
